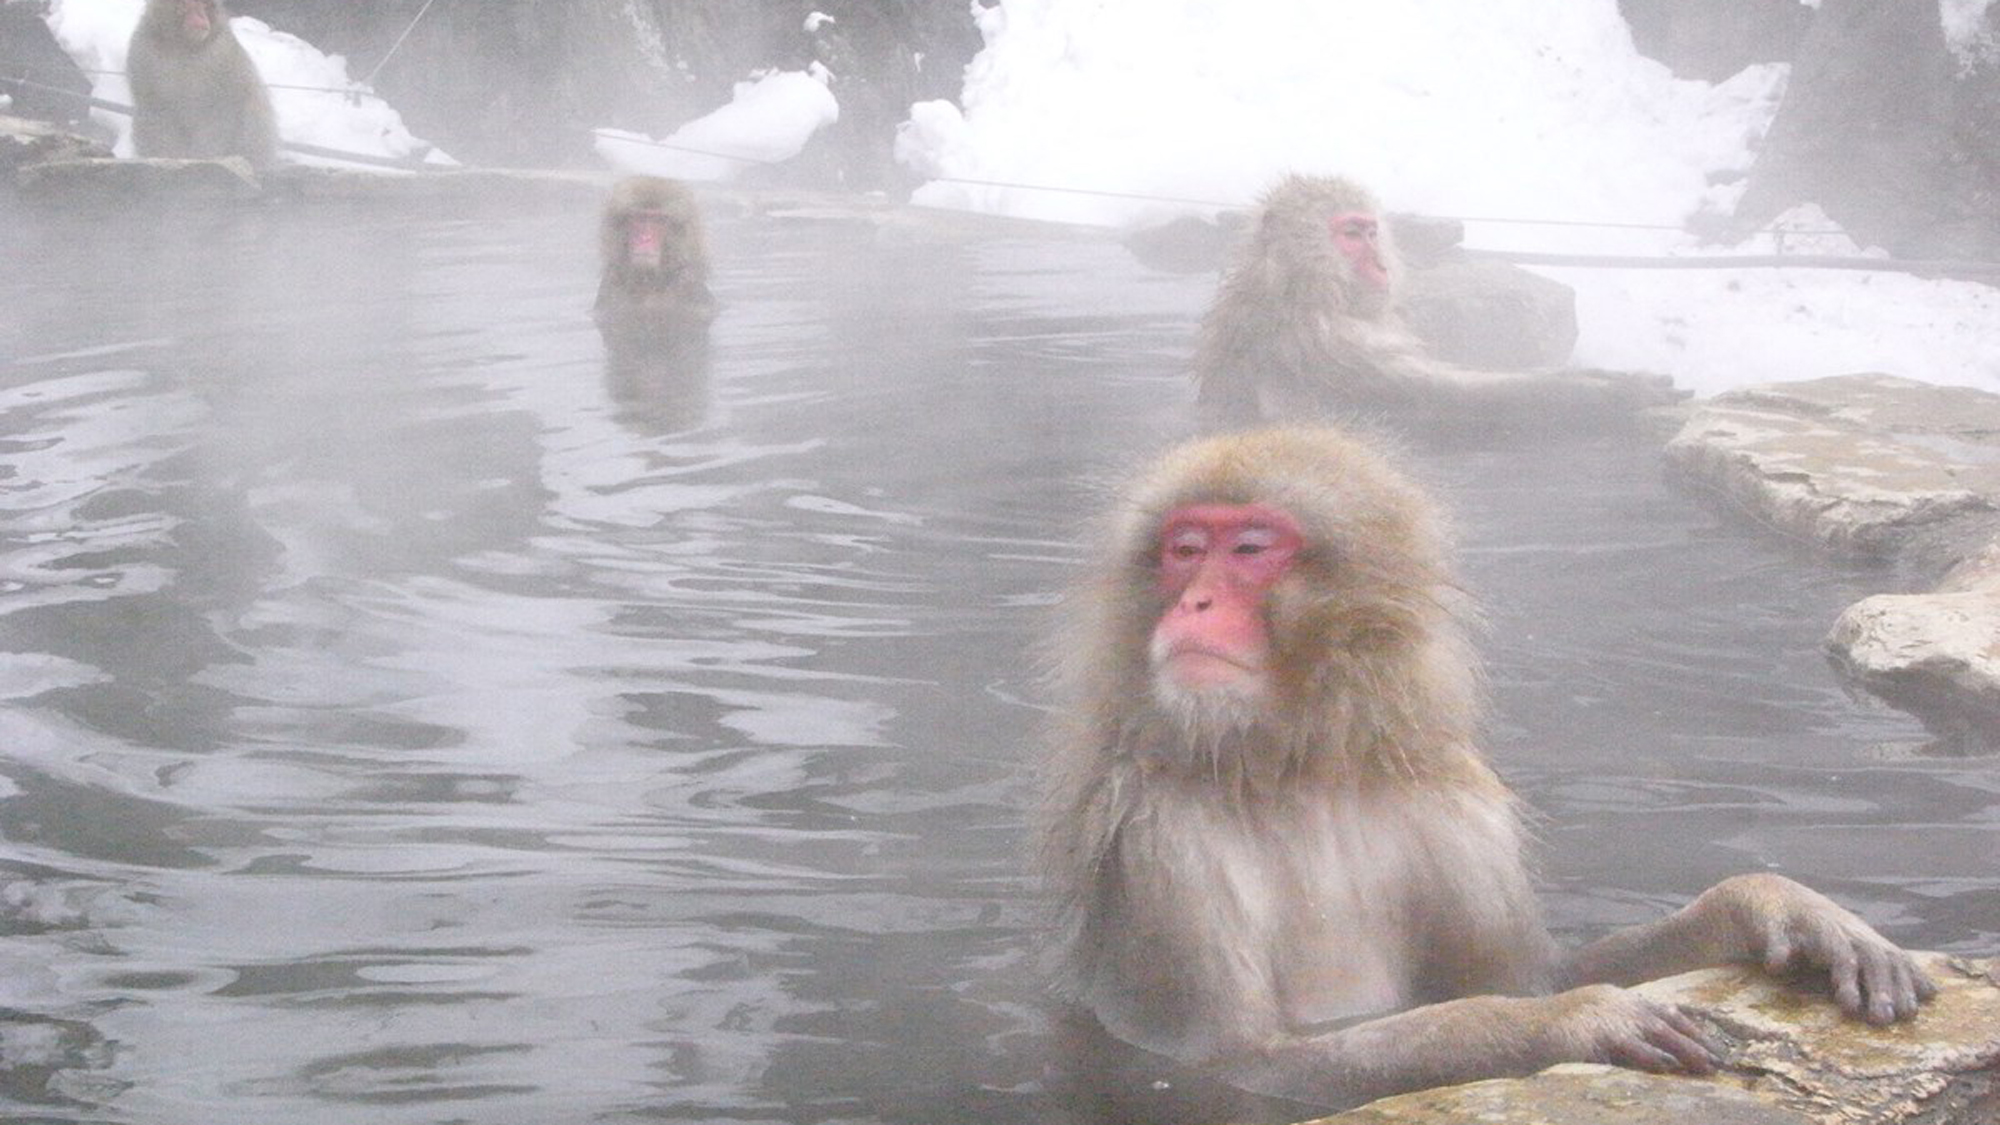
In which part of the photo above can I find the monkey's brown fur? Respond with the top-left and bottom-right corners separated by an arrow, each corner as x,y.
1193,176 -> 1426,420
1047,425 -> 1482,796
593,177 -> 716,425
127,0 -> 278,166
1192,175 -> 1676,429
593,175 -> 717,337
1036,426 -> 1933,1109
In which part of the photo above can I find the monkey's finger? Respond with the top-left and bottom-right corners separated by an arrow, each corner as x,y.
1606,1036 -> 1684,1074
1886,953 -> 1936,1020
1820,937 -> 1863,1017
1854,942 -> 1898,1025
1886,956 -> 1921,1022
1641,1018 -> 1717,1075
1912,957 -> 1940,1002
1659,1004 -> 1723,1060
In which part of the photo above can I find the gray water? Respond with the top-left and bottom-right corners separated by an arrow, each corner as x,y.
0,197 -> 1992,1125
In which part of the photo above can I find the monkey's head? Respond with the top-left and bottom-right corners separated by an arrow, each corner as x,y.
154,0 -> 223,45
136,0 -> 223,47
1077,427 -> 1473,768
601,176 -> 707,280
1248,174 -> 1401,319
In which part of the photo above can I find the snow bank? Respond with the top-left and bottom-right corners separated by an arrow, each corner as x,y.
45,0 -> 447,168
899,0 -> 1777,243
1941,0 -> 1998,62
900,0 -> 2000,395
595,69 -> 839,182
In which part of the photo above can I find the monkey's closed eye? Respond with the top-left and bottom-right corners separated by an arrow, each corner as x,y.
1233,526 -> 1283,554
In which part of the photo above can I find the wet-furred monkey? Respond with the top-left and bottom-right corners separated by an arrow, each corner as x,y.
593,176 -> 716,426
1037,426 -> 1933,1111
126,0 -> 278,166
1192,176 -> 1666,429
594,175 -> 718,345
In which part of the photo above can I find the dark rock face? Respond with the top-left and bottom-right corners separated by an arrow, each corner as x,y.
1617,0 -> 1810,80
1734,0 -> 2000,259
1,0 -> 94,127
0,114 -> 112,178
1620,0 -> 2000,260
233,0 -> 978,183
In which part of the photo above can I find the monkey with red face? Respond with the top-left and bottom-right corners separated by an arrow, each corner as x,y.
594,175 -> 718,348
1194,176 -> 1668,430
1038,426 -> 1933,1111
127,0 -> 277,166
594,176 -> 716,425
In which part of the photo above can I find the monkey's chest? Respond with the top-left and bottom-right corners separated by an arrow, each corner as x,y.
1264,884 -> 1408,1024
1125,796 -> 1420,1027
1252,842 -> 1415,1027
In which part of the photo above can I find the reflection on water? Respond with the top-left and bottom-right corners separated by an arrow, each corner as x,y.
0,196 -> 1992,1125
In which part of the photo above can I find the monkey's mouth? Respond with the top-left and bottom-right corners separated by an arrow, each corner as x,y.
1153,642 -> 1265,691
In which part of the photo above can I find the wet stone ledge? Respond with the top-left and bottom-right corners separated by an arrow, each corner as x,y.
0,123 -> 1100,242
0,113 -> 111,179
1828,538 -> 2000,753
11,154 -> 612,211
1314,953 -> 2000,1125
1664,374 -> 2000,752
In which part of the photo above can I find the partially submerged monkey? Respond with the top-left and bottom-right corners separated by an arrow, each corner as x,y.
594,175 -> 718,345
593,176 -> 718,427
1194,176 -> 1670,430
1038,425 -> 1933,1110
127,0 -> 278,166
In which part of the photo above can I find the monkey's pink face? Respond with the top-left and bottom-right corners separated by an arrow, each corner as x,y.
1328,211 -> 1388,290
1149,503 -> 1302,695
178,0 -> 216,42
623,209 -> 688,272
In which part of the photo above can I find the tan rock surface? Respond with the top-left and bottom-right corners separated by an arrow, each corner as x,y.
1828,545 -> 2000,752
1665,374 -> 2000,566
1309,953 -> 2000,1125
1667,374 -> 2000,747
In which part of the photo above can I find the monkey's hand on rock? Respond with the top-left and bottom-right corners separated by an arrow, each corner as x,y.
1230,986 -> 1716,1107
1563,873 -> 1935,1025
1532,985 -> 1719,1074
1684,873 -> 1936,1024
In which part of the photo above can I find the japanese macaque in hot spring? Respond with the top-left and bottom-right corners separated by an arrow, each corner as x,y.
592,176 -> 716,427
594,175 -> 717,344
1036,425 -> 1932,1110
1193,176 -> 1672,430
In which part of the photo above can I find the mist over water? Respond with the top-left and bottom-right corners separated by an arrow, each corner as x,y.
0,201 -> 1990,1125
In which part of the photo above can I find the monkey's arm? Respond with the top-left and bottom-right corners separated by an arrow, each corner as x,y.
1558,873 -> 1935,1024
1222,985 -> 1715,1109
224,46 -> 279,164
679,279 -> 720,322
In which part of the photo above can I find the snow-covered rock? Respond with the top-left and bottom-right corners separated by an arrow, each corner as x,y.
1830,542 -> 2000,754
1666,374 -> 2000,750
